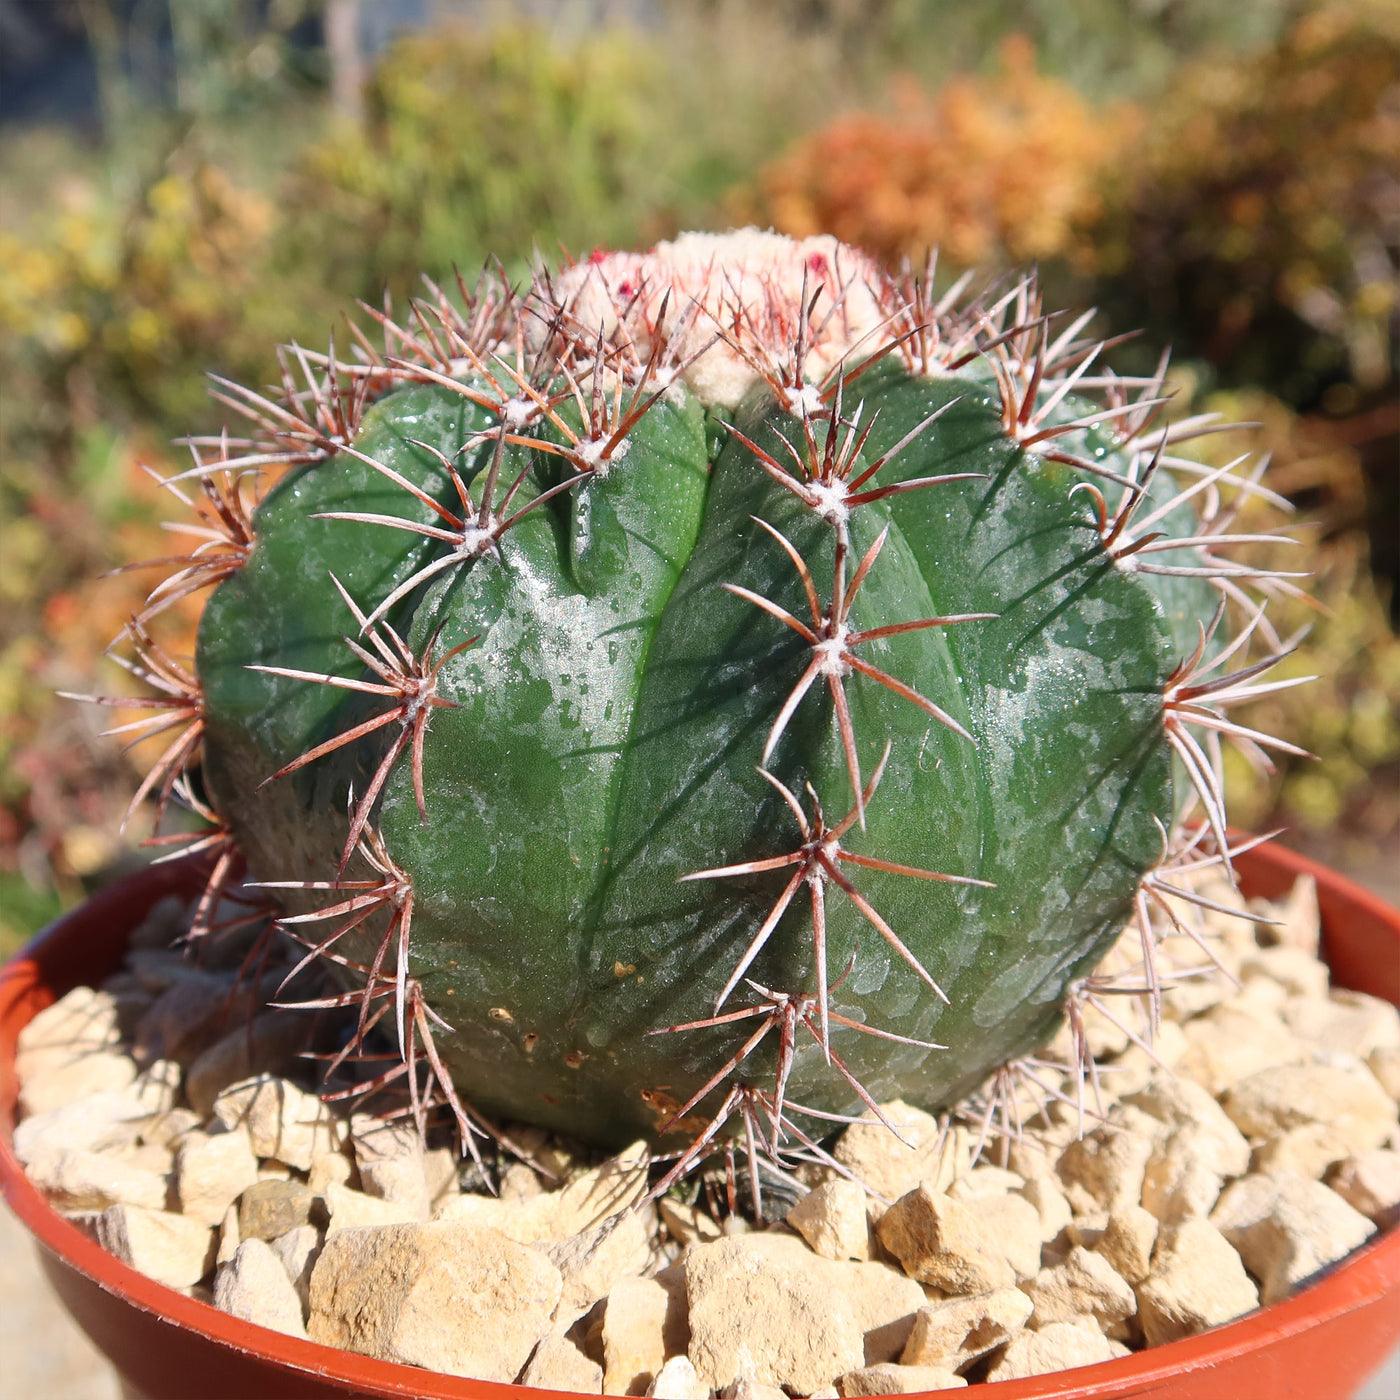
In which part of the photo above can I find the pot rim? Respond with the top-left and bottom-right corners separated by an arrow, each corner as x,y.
1,841 -> 1398,1400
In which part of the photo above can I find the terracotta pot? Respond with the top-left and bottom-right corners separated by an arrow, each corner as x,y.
2,843 -> 1398,1400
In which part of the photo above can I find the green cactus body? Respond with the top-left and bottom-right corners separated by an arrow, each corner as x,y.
125,232 -> 1288,1161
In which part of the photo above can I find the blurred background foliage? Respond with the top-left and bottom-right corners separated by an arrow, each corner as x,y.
0,0 -> 1395,951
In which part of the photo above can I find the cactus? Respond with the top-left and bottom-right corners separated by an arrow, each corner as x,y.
86,231 -> 1306,1187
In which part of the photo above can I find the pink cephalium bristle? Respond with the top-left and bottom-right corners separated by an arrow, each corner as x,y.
724,516 -> 992,825
108,440 -> 259,625
708,265 -> 930,423
1161,604 -> 1315,884
59,618 -> 205,832
556,273 -> 717,393
711,264 -> 849,417
526,317 -> 694,476
248,574 -> 477,871
680,744 -> 992,1055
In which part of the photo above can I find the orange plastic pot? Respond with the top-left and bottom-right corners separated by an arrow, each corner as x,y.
2,843 -> 1398,1400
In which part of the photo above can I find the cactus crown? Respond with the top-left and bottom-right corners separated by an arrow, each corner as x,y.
83,230 -> 1307,1196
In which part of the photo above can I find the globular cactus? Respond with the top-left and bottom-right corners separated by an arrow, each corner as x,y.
88,231 -> 1307,1188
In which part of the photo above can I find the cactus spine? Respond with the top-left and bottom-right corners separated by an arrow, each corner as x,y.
86,231 -> 1306,1182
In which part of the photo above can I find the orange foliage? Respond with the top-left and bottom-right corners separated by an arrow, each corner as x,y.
751,37 -> 1138,269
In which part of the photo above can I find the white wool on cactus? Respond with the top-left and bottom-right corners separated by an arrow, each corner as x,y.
552,228 -> 889,409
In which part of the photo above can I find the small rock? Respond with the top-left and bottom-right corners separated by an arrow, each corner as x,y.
501,1159 -> 546,1202
19,1048 -> 139,1118
1135,1219 -> 1259,1345
214,1238 -> 308,1338
1017,1175 -> 1072,1244
1259,873 -> 1320,954
1140,1128 -> 1231,1224
874,1186 -> 1015,1294
1327,1150 -> 1400,1229
1221,1058 -> 1396,1156
830,1257 -> 926,1365
140,1108 -> 202,1150
602,1273 -> 687,1395
1284,991 -> 1400,1059
114,1136 -> 176,1175
685,1235 -> 865,1393
964,1192 -> 1042,1281
1251,1122 -> 1347,1180
833,1103 -> 967,1212
1368,1046 -> 1400,1103
543,1206 -> 657,1325
946,1167 -> 1023,1202
424,1147 -> 461,1208
16,986 -> 124,1083
659,1199 -> 723,1246
13,1090 -> 150,1162
1239,946 -> 1329,1000
24,1147 -> 167,1212
217,1204 -> 241,1267
133,1059 -> 182,1114
350,1114 -> 430,1218
838,1362 -> 967,1393
547,1141 -> 653,1237
524,1332 -> 605,1393
1024,1247 -> 1136,1331
269,1223 -> 322,1310
1063,1215 -> 1109,1251
1124,1077 -> 1251,1174
899,1288 -> 1032,1369
213,1076 -> 345,1171
309,1223 -> 563,1381
239,1179 -> 318,1242
96,1204 -> 216,1289
184,1012 -> 315,1119
1006,1138 -> 1057,1182
1104,1021 -> 1190,1100
323,1181 -> 423,1234
721,1380 -> 786,1400
1175,1003 -> 1304,1095
175,1128 -> 260,1227
984,1321 -> 1123,1381
1055,1107 -> 1160,1215
1210,1172 -> 1377,1304
133,969 -> 242,1067
1093,1206 -> 1158,1285
787,1179 -> 871,1261
436,1141 -> 651,1244
648,1355 -> 708,1400
308,1151 -> 355,1195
